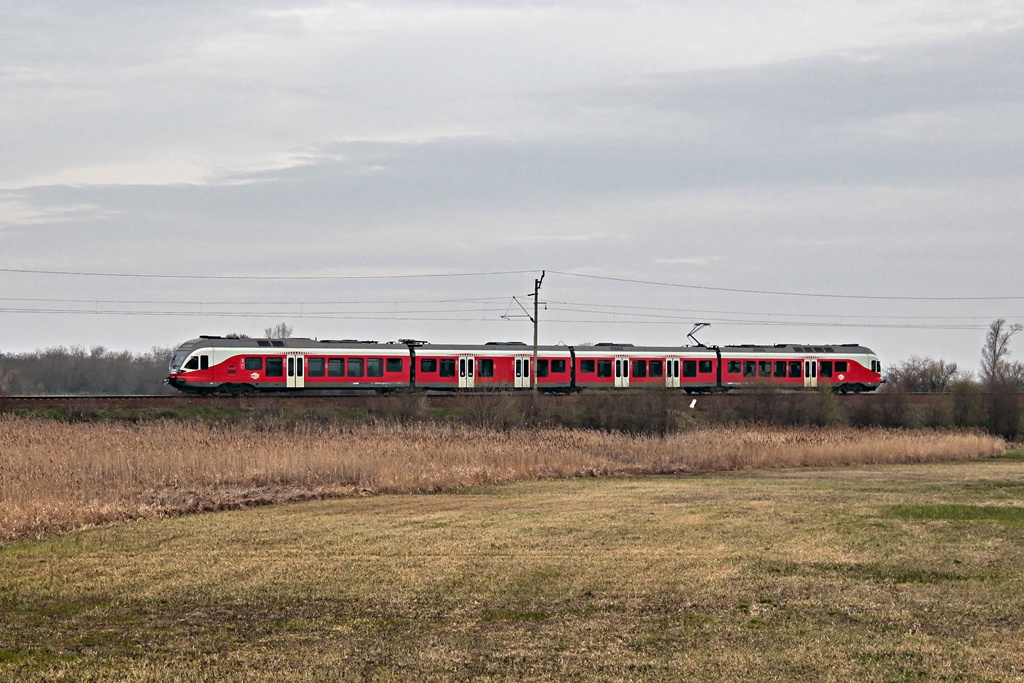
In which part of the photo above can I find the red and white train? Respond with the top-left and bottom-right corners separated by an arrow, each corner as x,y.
166,336 -> 883,395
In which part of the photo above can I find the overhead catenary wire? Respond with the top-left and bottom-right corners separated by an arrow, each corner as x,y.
0,296 -> 1013,325
0,307 -> 1005,330
548,270 -> 1024,302
1,267 -> 1018,331
3,266 -> 1021,301
0,268 -> 536,281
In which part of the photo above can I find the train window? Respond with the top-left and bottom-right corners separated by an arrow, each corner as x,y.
597,360 -> 612,378
200,355 -> 209,370
820,361 -> 833,378
266,358 -> 283,377
836,361 -> 848,373
308,357 -> 325,377
759,361 -> 771,378
287,357 -> 294,377
367,358 -> 384,377
537,359 -> 549,378
184,357 -> 200,370
244,357 -> 263,371
683,360 -> 697,378
257,340 -> 271,347
420,358 -> 437,373
649,360 -> 663,377
728,360 -> 741,374
328,358 -> 344,376
439,359 -> 456,378
348,358 -> 365,377
744,361 -> 756,378
478,359 -> 494,377
552,359 -> 566,373
774,361 -> 786,378
580,360 -> 596,373
789,361 -> 802,378
386,358 -> 404,373
633,360 -> 647,378
699,360 -> 713,374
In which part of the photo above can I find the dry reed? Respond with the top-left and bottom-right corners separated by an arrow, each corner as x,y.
0,414 -> 1006,543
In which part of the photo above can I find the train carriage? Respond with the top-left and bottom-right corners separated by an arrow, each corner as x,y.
167,335 -> 883,395
572,344 -> 720,393
411,342 -> 573,391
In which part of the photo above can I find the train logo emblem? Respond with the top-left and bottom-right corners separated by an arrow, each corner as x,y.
250,372 -> 261,380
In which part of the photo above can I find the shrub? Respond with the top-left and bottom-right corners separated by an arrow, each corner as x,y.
951,380 -> 985,428
985,382 -> 1022,441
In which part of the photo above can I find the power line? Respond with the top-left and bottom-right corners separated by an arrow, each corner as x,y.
546,300 -> 1016,322
0,296 -> 512,306
550,271 -> 1024,302
0,307 -> 998,330
5,265 -> 1019,301
0,295 -> 1012,324
0,268 -> 535,281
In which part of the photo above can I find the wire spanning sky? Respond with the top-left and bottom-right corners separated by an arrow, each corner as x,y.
2,1 -> 1023,372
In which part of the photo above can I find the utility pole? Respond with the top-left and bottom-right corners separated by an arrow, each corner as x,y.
530,270 -> 545,391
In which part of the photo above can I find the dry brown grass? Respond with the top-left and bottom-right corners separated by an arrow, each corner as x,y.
0,414 -> 1006,543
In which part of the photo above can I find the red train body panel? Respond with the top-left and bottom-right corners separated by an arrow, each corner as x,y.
166,336 -> 883,395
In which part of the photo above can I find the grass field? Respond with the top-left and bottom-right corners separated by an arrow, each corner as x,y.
3,456 -> 1024,681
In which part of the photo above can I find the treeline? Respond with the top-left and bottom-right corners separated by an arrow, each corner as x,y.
0,346 -> 174,396
876,319 -> 1024,440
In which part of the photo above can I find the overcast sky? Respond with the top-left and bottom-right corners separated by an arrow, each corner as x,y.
2,0 -> 1023,372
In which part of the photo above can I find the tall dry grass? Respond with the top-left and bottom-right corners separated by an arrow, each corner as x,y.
0,414 -> 1006,542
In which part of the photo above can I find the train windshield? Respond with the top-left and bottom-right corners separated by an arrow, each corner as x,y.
169,349 -> 191,371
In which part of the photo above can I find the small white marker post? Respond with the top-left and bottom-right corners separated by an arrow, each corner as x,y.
689,399 -> 697,409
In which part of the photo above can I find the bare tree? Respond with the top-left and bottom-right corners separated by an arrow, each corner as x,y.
981,319 -> 1023,386
264,322 -> 293,339
886,356 -> 964,393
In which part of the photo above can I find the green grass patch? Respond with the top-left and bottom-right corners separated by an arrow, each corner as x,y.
887,504 -> 1024,527
1000,449 -> 1024,460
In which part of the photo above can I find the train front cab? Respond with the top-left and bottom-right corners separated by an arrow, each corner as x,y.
167,340 -> 216,393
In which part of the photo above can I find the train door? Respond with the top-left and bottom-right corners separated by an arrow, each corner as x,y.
615,355 -> 630,388
514,355 -> 531,389
287,353 -> 305,389
458,355 -> 475,389
804,358 -> 817,389
665,357 -> 680,389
